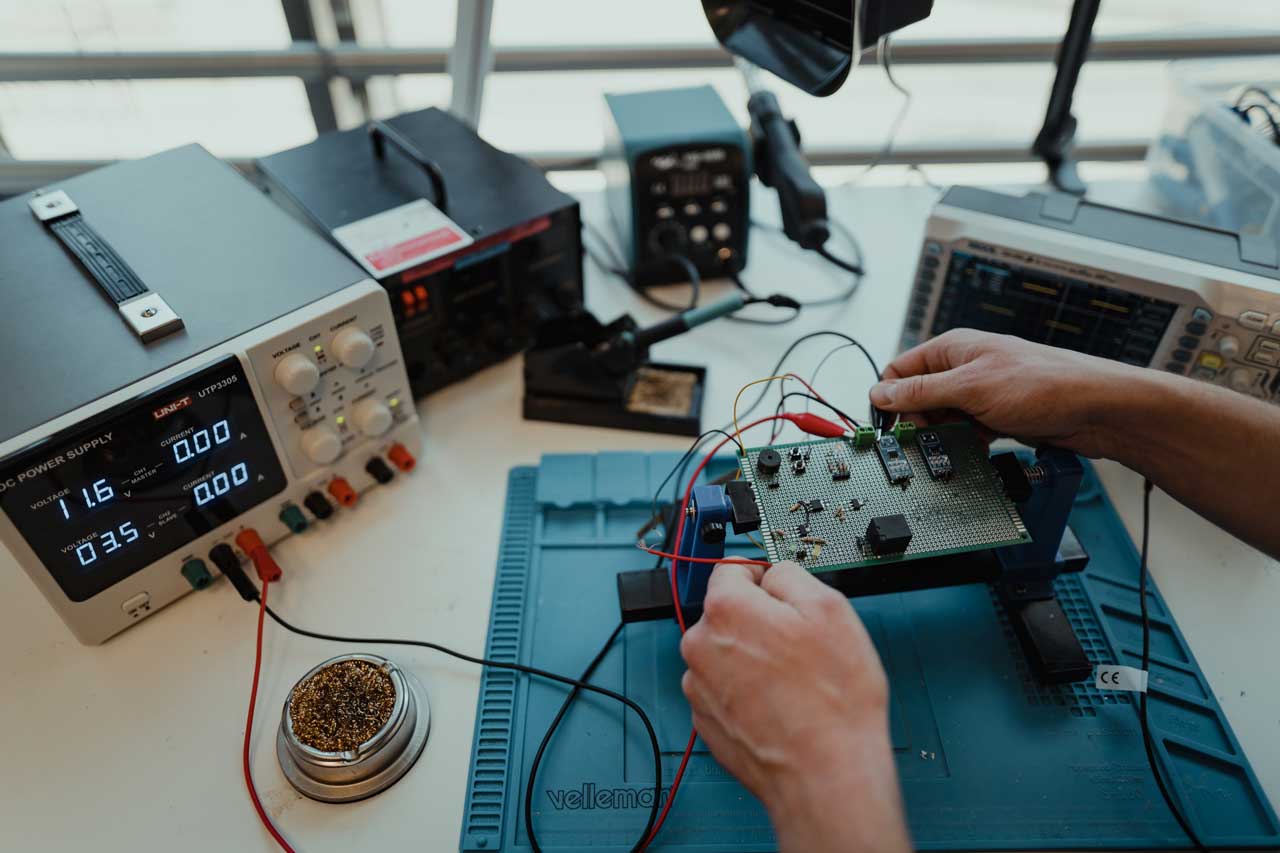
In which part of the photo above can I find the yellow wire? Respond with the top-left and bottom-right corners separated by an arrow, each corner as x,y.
732,374 -> 793,451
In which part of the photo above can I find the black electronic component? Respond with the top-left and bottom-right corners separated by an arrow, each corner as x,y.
991,452 -> 1033,503
304,491 -> 335,520
916,430 -> 953,480
756,448 -> 782,475
796,523 -> 811,538
850,498 -> 864,511
866,514 -> 913,556
523,293 -> 744,436
257,108 -> 584,398
794,549 -> 808,561
828,455 -> 851,481
724,480 -> 762,534
365,457 -> 395,485
804,499 -> 825,513
876,435 -> 913,485
701,522 -> 726,544
616,568 -> 676,623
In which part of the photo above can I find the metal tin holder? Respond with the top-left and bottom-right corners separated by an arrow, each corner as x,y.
276,653 -> 431,803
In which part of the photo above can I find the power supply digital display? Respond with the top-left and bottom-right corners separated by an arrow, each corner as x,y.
0,356 -> 286,601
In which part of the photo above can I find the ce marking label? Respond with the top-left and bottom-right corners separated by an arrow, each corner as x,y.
1095,665 -> 1148,693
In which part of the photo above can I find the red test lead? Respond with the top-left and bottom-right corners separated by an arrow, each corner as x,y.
234,529 -> 282,583
782,411 -> 847,438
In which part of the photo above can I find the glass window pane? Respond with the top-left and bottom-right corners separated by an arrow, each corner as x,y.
0,79 -> 316,160
375,74 -> 453,118
485,0 -> 1276,44
908,0 -> 1280,39
490,0 -> 710,46
0,0 -> 290,51
476,60 -> 1171,159
375,0 -> 456,47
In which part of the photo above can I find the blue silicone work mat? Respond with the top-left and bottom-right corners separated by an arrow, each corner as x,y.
459,452 -> 1279,851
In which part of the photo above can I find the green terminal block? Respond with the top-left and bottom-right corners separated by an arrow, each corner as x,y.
279,503 -> 309,534
854,425 -> 877,448
892,421 -> 917,443
181,558 -> 213,590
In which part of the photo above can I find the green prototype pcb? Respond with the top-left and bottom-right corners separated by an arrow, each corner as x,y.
741,422 -> 1030,573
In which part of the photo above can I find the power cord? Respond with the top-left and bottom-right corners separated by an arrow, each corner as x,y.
749,216 -> 868,309
582,220 -> 703,312
222,552 -> 664,853
850,34 -> 913,184
1231,85 -> 1280,146
524,622 -> 625,853
726,330 -> 888,434
243,578 -> 298,853
260,604 -> 664,853
1138,479 -> 1209,852
772,391 -> 861,432
582,217 -> 865,324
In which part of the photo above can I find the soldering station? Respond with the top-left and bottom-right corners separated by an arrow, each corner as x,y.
2,2 -> 1279,852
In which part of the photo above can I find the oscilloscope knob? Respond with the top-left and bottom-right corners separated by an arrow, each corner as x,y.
275,353 -> 321,397
1217,335 -> 1241,359
301,425 -> 343,465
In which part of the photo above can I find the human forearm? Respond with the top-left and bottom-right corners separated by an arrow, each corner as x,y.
765,728 -> 911,853
1097,368 -> 1280,559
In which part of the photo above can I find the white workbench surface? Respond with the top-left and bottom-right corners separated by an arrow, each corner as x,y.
2,185 -> 1277,852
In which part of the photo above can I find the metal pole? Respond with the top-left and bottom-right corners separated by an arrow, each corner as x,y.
1033,0 -> 1103,194
280,0 -> 341,132
0,33 -> 1276,81
448,0 -> 495,128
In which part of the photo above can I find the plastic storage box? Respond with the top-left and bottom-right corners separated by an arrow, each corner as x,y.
1147,57 -> 1280,243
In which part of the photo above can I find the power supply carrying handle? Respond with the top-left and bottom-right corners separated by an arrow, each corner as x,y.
368,121 -> 449,213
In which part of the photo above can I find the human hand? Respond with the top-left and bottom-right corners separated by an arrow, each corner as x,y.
869,329 -> 1147,459
679,560 -> 910,853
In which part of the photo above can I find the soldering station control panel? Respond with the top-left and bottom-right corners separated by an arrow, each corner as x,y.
903,186 -> 1280,403
603,86 -> 752,286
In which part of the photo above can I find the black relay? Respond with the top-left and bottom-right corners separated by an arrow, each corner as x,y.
866,514 -> 913,556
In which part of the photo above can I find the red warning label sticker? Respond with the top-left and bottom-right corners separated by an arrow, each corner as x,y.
332,199 -> 474,278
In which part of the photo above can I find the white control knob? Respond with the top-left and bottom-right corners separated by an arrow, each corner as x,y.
351,398 -> 394,437
1218,335 -> 1241,359
301,426 -> 343,465
275,353 -> 320,397
1230,367 -> 1255,392
332,327 -> 376,369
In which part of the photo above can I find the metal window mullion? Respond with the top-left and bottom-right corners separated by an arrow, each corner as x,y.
280,0 -> 341,133
447,0 -> 495,128
0,140 -> 1151,191
0,32 -> 1276,82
